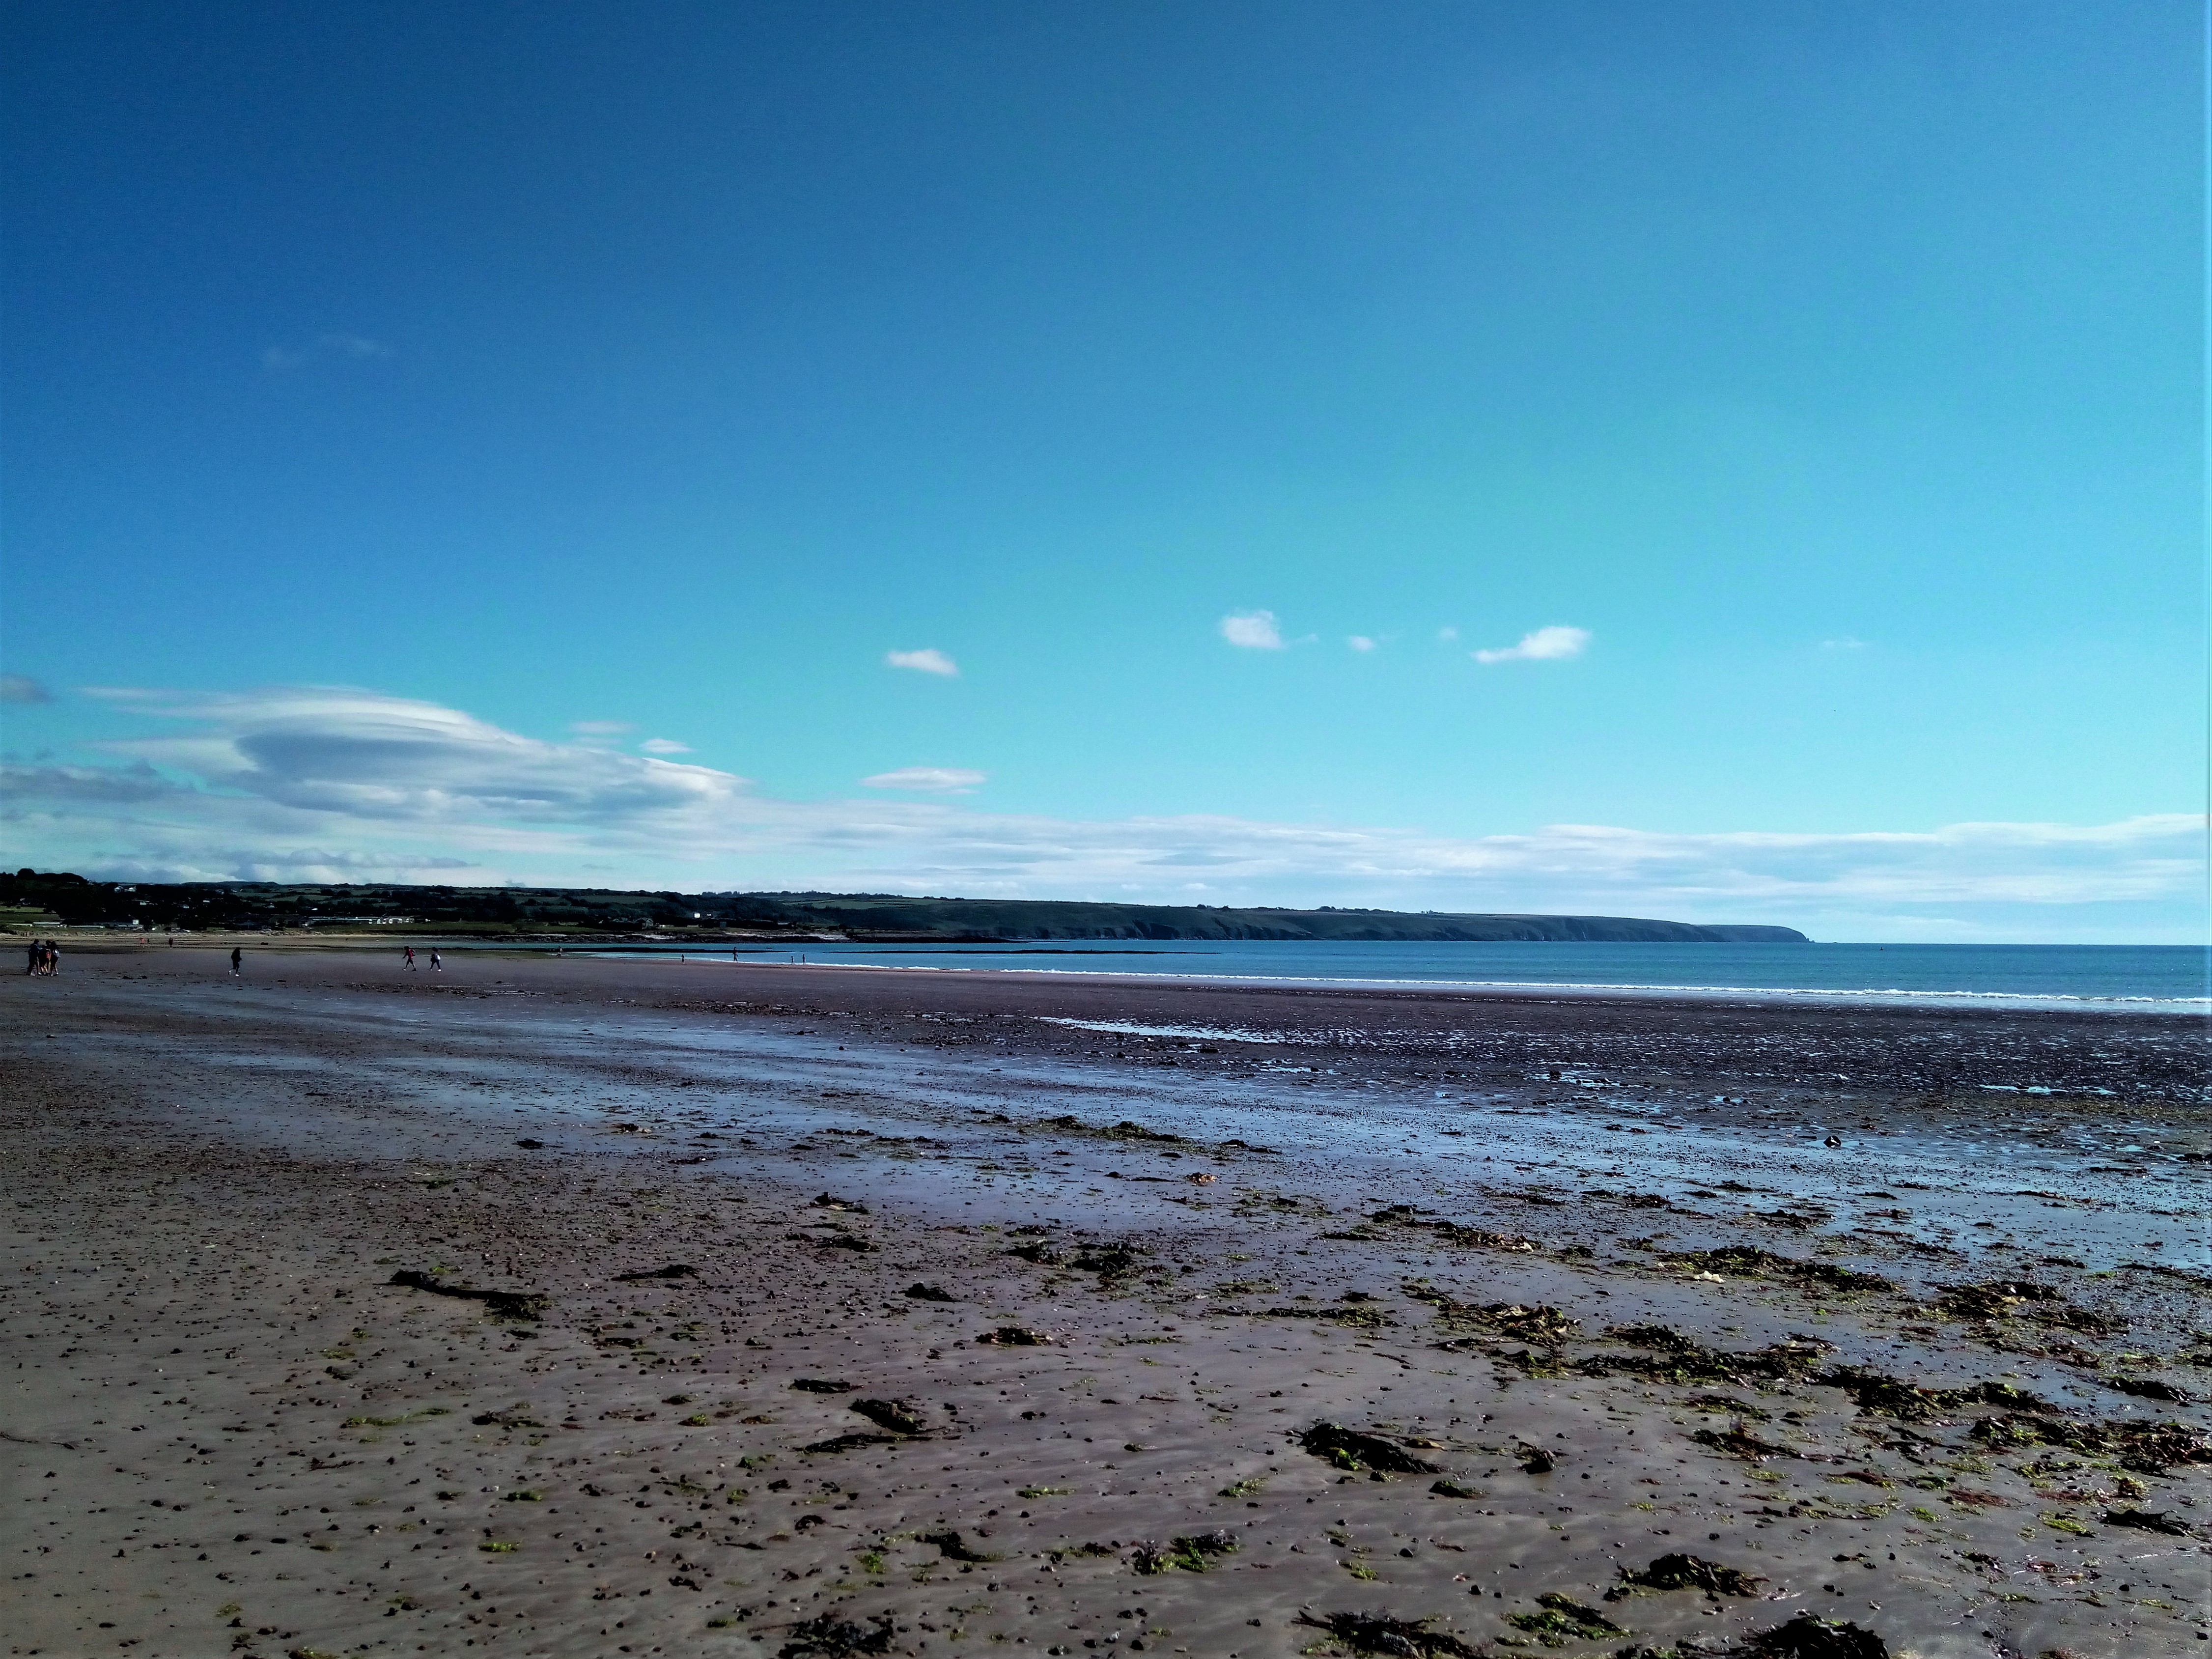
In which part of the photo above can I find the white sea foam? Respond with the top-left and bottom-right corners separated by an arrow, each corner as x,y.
782,960 -> 2207,1012
605,948 -> 2207,1012
1037,1017 -> 1275,1042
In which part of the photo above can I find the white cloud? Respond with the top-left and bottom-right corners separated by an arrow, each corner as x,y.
1437,626 -> 1458,642
3,685 -> 2199,940
1,673 -> 53,703
640,738 -> 692,755
75,685 -> 747,825
861,767 -> 987,793
1820,637 -> 1869,651
886,648 -> 959,677
1347,636 -> 1376,653
1220,611 -> 1285,649
569,720 -> 635,735
1474,625 -> 1590,665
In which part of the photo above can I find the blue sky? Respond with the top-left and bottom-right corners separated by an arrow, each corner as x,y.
0,2 -> 2202,940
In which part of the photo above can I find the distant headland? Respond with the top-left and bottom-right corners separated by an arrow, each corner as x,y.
2,870 -> 1807,943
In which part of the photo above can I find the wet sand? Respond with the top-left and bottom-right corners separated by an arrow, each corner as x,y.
4,947 -> 2207,1659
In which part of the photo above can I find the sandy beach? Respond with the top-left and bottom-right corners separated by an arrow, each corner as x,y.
4,946 -> 2207,1659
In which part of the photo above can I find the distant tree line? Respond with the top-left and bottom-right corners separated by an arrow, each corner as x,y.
0,870 -> 1806,943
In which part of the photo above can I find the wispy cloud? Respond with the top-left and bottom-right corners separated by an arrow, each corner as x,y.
1220,611 -> 1285,649
1437,626 -> 1458,642
1346,635 -> 1377,653
3,684 -> 2198,940
640,738 -> 692,755
1820,637 -> 1869,651
0,674 -> 53,703
886,648 -> 959,677
1474,625 -> 1590,665
861,767 -> 986,794
567,719 -> 635,750
261,333 -> 391,371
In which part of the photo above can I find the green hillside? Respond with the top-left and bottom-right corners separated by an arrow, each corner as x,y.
0,869 -> 1806,942
744,893 -> 1805,943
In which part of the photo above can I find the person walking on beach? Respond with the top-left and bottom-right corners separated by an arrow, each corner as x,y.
403,944 -> 417,971
229,946 -> 242,977
45,940 -> 58,975
429,948 -> 443,972
25,940 -> 38,976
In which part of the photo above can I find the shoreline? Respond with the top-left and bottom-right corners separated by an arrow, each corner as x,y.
17,934 -> 2207,1016
4,949 -> 2207,1658
638,953 -> 2212,1014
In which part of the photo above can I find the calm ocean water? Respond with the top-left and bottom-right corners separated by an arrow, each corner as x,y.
593,940 -> 2209,1010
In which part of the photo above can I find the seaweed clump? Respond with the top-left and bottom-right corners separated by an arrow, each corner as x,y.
1578,1326 -> 1830,1386
470,1407 -> 542,1430
1404,1285 -> 1575,1345
1668,1247 -> 1891,1293
1742,1613 -> 1890,1658
1295,1422 -> 1442,1475
388,1269 -> 548,1321
1505,1594 -> 1626,1642
1692,1420 -> 1802,1462
1429,1223 -> 1540,1250
1610,1552 -> 1764,1598
1041,1113 -> 1185,1143
1070,1242 -> 1145,1279
1258,1301 -> 1396,1329
915,1529 -> 998,1562
1293,1610 -> 1484,1657
1934,1280 -> 2126,1335
1046,1541 -> 1116,1564
1970,1413 -> 2212,1474
1365,1205 -> 1539,1252
776,1611 -> 895,1658
847,1398 -> 926,1436
1130,1531 -> 1236,1574
1816,1366 -> 2057,1421
2106,1376 -> 2197,1404
2101,1508 -> 2192,1535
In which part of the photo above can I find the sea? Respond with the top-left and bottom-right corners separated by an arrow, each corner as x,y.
576,939 -> 2209,1011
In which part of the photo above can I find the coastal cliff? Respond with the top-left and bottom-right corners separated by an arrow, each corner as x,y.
741,894 -> 1810,943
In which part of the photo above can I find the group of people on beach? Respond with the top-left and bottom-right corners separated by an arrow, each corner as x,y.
400,945 -> 443,972
23,939 -> 61,975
